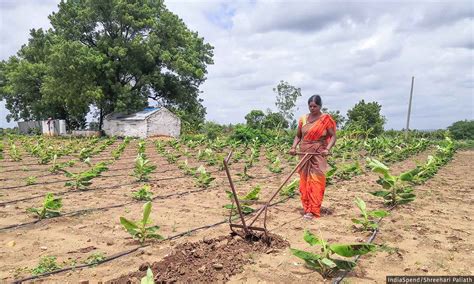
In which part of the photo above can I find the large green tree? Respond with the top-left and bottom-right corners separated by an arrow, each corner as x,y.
345,100 -> 386,136
0,0 -> 213,129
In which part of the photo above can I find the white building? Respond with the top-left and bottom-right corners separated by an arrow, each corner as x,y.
103,107 -> 181,138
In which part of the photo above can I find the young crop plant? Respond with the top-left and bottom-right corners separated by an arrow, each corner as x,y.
236,164 -> 253,181
195,165 -> 215,188
27,193 -> 62,219
335,161 -> 362,180
26,176 -> 37,185
138,139 -> 147,156
280,178 -> 299,197
31,256 -> 61,275
133,185 -> 153,201
223,185 -> 261,215
155,141 -> 166,154
291,230 -> 376,278
133,154 -> 157,182
9,143 -> 22,161
178,159 -> 197,176
325,163 -> 338,185
141,267 -> 155,284
120,201 -> 164,245
351,197 -> 389,231
84,252 -> 106,266
367,158 -> 416,206
267,157 -> 283,173
64,162 -> 109,190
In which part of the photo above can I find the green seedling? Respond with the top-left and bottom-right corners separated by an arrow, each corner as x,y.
26,176 -> 37,185
351,197 -> 389,231
64,162 -> 109,190
236,164 -> 252,181
141,267 -> 155,284
78,147 -> 92,161
268,157 -> 283,173
178,159 -> 196,176
367,158 -> 416,206
280,178 -> 299,197
31,256 -> 61,275
138,139 -> 146,155
195,165 -> 215,188
336,161 -> 362,180
133,154 -> 156,182
120,201 -> 164,245
223,185 -> 261,215
84,252 -> 106,266
9,144 -> 22,161
133,185 -> 153,201
27,193 -> 62,219
291,230 -> 376,278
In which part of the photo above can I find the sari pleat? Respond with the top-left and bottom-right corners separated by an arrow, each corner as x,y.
298,114 -> 336,217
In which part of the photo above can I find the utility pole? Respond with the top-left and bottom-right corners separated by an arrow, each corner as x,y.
405,76 -> 415,139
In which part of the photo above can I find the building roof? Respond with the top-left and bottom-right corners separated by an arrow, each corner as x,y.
106,107 -> 161,121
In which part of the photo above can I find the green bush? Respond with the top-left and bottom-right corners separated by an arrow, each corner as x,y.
448,120 -> 474,140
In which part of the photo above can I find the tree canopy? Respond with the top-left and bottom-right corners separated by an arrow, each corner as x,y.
0,0 -> 214,129
345,100 -> 386,136
448,120 -> 474,140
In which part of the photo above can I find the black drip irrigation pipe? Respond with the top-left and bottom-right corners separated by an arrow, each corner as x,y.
0,186 -> 216,232
332,204 -> 398,284
12,194 -> 292,283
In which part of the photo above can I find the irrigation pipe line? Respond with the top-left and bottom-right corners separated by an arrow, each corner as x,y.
0,185 -> 219,232
332,204 -> 397,284
13,194 -> 293,283
0,166 -> 286,231
0,157 -> 287,206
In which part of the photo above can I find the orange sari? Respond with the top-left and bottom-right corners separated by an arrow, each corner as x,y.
298,114 -> 336,217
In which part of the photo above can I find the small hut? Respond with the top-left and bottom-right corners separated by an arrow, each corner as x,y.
103,107 -> 180,138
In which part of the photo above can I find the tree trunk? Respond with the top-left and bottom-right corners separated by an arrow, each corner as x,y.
99,106 -> 104,131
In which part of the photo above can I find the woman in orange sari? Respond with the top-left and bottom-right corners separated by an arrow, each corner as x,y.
289,95 -> 336,219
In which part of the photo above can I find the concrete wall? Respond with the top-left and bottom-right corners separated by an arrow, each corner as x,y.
147,109 -> 180,138
103,108 -> 180,138
18,121 -> 42,134
103,119 -> 148,138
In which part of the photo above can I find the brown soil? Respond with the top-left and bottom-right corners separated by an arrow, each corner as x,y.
108,233 -> 288,283
1,138 -> 471,284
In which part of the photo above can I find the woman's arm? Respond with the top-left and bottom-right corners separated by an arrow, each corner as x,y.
326,127 -> 337,152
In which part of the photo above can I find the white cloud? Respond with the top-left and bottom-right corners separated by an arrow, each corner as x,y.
0,0 -> 473,130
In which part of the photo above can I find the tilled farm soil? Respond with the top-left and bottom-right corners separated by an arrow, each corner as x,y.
108,233 -> 288,283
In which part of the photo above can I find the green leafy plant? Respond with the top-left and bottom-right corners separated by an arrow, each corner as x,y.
133,185 -> 153,201
120,201 -> 164,245
367,158 -> 416,206
27,193 -> 62,219
64,162 -> 109,190
267,157 -> 283,173
133,154 -> 157,182
236,164 -> 252,181
9,143 -> 22,161
351,197 -> 389,231
195,165 -> 215,188
141,267 -> 155,284
291,230 -> 376,278
224,185 -> 261,214
26,176 -> 37,185
31,256 -> 61,275
280,178 -> 299,197
84,252 -> 106,266
178,159 -> 196,176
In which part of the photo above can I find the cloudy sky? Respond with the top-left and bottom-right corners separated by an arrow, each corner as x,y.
1,0 -> 472,129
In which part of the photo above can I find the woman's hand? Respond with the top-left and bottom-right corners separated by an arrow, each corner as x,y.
289,147 -> 297,156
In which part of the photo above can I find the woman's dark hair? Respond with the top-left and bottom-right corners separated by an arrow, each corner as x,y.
308,95 -> 322,106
